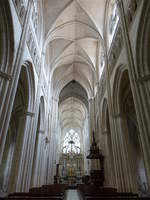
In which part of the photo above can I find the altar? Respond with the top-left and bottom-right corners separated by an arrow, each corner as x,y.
59,152 -> 83,185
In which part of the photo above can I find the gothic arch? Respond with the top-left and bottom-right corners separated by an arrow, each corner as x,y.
113,67 -> 138,125
112,65 -> 128,115
23,61 -> 36,111
20,61 -> 36,113
53,70 -> 93,100
112,66 -> 148,192
136,0 -> 150,77
0,62 -> 36,193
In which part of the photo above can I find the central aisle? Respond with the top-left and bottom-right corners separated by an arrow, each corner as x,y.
66,189 -> 81,200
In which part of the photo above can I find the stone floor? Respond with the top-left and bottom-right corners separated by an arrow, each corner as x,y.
66,189 -> 81,200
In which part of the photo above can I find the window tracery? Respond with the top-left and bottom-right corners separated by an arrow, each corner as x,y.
62,129 -> 80,154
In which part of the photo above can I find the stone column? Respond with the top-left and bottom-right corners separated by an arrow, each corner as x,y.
102,130 -> 115,187
46,81 -> 53,184
88,98 -> 95,143
113,113 -> 138,192
21,94 -> 41,191
47,112 -> 54,184
35,131 -> 45,186
13,111 -> 35,192
103,38 -> 126,191
112,115 -> 128,191
47,97 -> 58,184
0,73 -> 12,117
117,0 -> 150,185
41,135 -> 48,186
52,97 -> 59,181
0,0 -> 33,164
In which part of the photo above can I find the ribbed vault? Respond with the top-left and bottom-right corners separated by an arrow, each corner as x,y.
42,0 -> 119,98
43,0 -> 109,100
41,0 -> 119,151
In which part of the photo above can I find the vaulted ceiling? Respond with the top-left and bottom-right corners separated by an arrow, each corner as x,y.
40,0 -> 117,137
58,81 -> 88,137
42,0 -> 109,94
59,97 -> 87,135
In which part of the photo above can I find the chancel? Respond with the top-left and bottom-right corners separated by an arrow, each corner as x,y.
59,129 -> 84,185
0,0 -> 150,199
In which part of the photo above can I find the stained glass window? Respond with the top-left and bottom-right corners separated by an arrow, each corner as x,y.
62,129 -> 80,154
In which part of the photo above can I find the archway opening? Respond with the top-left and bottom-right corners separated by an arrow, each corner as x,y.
0,65 -> 31,193
119,70 -> 147,192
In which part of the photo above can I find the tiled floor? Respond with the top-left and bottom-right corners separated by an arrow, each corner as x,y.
66,189 -> 81,200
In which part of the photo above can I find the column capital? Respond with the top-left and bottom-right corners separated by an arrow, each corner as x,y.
136,74 -> 150,83
38,129 -> 45,134
24,111 -> 35,117
88,97 -> 94,102
102,130 -> 109,134
0,70 -> 12,81
112,112 -> 125,119
52,96 -> 59,102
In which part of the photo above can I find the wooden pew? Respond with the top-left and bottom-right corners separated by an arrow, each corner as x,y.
7,184 -> 68,200
78,184 -> 118,197
77,184 -> 140,200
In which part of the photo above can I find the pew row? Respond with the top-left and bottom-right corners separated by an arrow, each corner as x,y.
5,184 -> 68,200
77,184 -> 146,200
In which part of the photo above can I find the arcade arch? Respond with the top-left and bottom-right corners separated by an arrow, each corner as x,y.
0,62 -> 35,193
113,67 -> 147,192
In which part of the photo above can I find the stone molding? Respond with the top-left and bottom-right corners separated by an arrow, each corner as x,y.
0,70 -> 12,80
137,74 -> 150,83
24,111 -> 35,117
52,97 -> 59,102
112,113 -> 125,119
38,129 -> 45,134
102,130 -> 109,134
